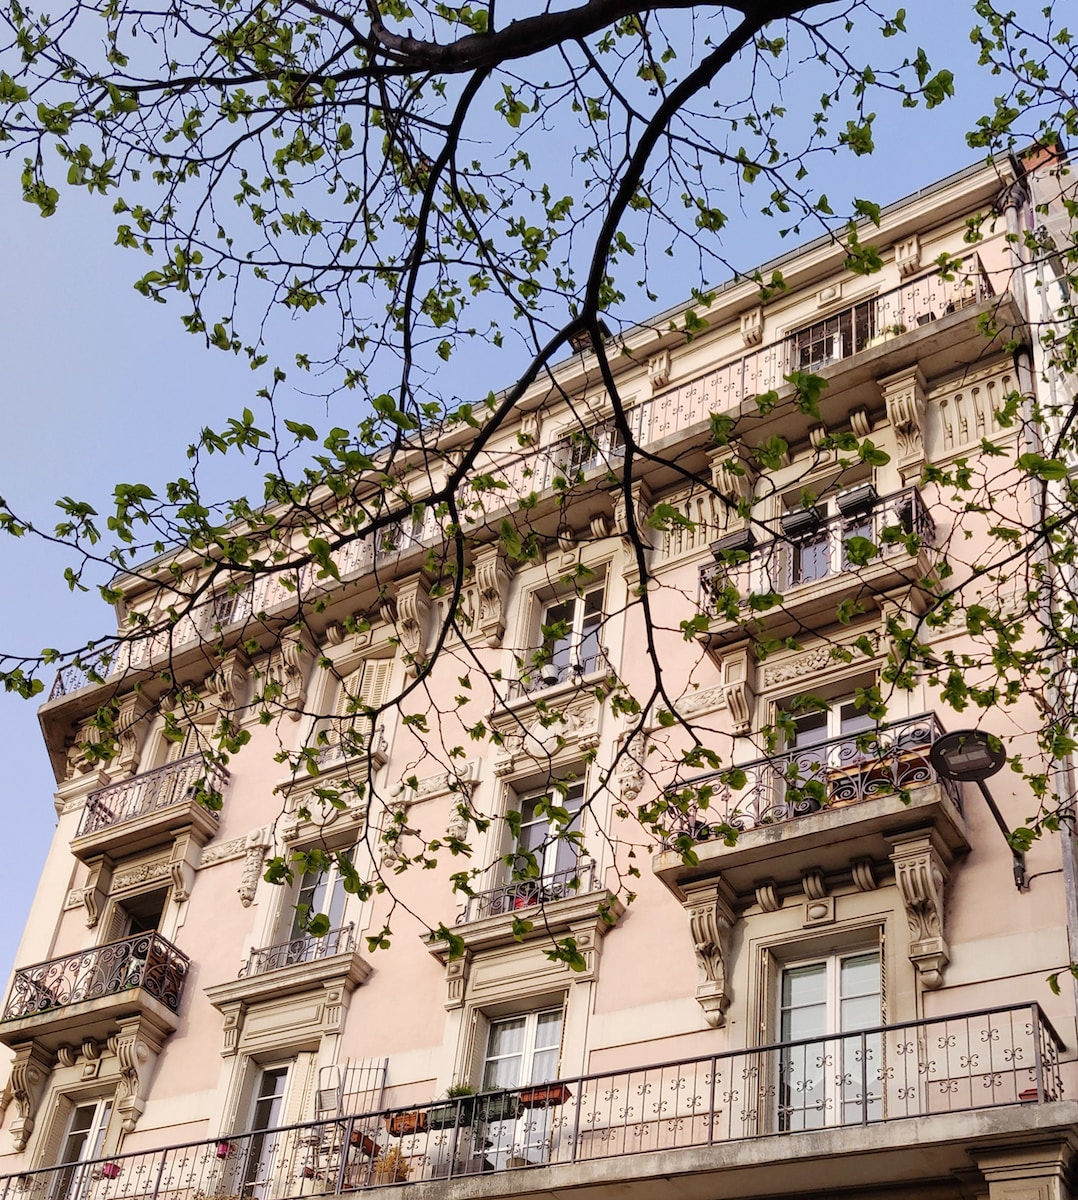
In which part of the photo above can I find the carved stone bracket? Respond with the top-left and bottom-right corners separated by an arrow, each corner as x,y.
682,879 -> 737,1028
895,235 -> 922,279
81,855 -> 113,928
720,644 -> 757,735
612,479 -> 652,548
113,694 -> 154,777
393,575 -> 432,670
168,830 -> 205,905
472,547 -> 513,648
648,349 -> 672,391
708,447 -> 756,504
881,364 -> 928,483
239,826 -> 273,907
263,628 -> 317,720
200,650 -> 250,723
740,306 -> 764,347
114,1012 -> 170,1134
444,950 -> 472,1010
614,729 -> 647,803
8,1040 -> 54,1151
890,831 -> 950,990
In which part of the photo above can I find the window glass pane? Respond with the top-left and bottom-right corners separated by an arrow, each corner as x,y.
791,712 -> 827,747
780,962 -> 828,1042
487,1017 -> 526,1060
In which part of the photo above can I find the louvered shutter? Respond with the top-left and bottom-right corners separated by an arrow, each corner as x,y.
326,659 -> 393,758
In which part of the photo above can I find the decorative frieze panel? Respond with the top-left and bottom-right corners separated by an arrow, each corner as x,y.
935,369 -> 1011,456
654,486 -> 727,563
759,631 -> 880,691
489,692 -> 601,779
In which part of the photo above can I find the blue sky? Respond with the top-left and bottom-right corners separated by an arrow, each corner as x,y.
0,2 -> 1025,984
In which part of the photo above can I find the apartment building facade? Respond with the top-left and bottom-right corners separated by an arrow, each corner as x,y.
1,151 -> 1077,1200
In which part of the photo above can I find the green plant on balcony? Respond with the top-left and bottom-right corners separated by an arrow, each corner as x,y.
428,1083 -> 476,1129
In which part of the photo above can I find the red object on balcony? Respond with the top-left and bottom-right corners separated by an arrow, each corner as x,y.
100,1163 -> 122,1179
518,1083 -> 571,1109
215,1141 -> 235,1159
1019,1087 -> 1040,1102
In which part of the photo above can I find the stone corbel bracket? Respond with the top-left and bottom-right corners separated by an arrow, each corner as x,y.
472,546 -> 513,648
8,1040 -> 54,1151
719,643 -> 757,736
682,878 -> 737,1028
114,1012 -> 171,1134
238,825 -> 273,907
113,693 -> 155,778
889,830 -> 951,990
393,574 -> 432,671
881,364 -> 927,484
708,446 -> 757,506
200,650 -> 251,723
261,627 -> 317,721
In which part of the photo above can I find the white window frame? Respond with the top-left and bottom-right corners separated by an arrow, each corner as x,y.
776,948 -> 882,1131
504,780 -> 586,898
50,1098 -> 115,1200
529,584 -> 605,690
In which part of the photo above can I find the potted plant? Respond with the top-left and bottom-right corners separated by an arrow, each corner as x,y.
373,1147 -> 409,1183
428,1083 -> 476,1130
519,1082 -> 571,1109
385,1109 -> 427,1137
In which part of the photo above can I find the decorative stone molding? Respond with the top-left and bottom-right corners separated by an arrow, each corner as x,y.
472,546 -> 513,648
647,349 -> 672,391
614,730 -> 646,803
801,868 -> 834,926
489,691 -> 601,779
817,281 -> 842,308
665,684 -> 727,722
895,235 -> 922,279
755,881 -> 781,913
612,479 -> 652,549
238,826 -> 273,906
850,407 -> 873,439
759,632 -> 880,690
444,950 -> 472,1010
114,1012 -> 171,1134
262,627 -> 317,720
852,858 -> 878,892
198,835 -> 248,867
881,364 -> 928,483
682,879 -> 736,1028
708,447 -> 756,503
809,423 -> 829,449
936,368 -> 1011,455
740,306 -> 764,347
8,1039 -> 54,1151
393,575 -> 432,669
111,856 -> 172,896
719,644 -> 756,735
889,831 -> 950,990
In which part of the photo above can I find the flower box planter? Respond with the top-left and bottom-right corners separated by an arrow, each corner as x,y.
349,1130 -> 379,1156
518,1083 -> 571,1109
385,1111 -> 427,1137
1019,1087 -> 1040,1102
216,1141 -> 236,1159
477,1092 -> 522,1123
427,1098 -> 476,1130
99,1163 -> 122,1180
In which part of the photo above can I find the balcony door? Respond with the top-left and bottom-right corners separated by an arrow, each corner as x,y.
51,1099 -> 113,1200
778,950 -> 881,1130
783,697 -> 875,813
241,1065 -> 290,1200
480,1008 -> 563,1169
507,782 -> 585,903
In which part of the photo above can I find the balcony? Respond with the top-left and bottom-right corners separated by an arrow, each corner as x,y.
0,1003 -> 1064,1200
0,932 -> 188,1050
71,753 -> 227,861
457,861 -> 601,925
242,924 -> 357,978
697,486 -> 936,649
652,713 -> 968,896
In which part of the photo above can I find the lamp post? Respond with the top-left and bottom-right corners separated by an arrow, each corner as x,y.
929,730 -> 1027,891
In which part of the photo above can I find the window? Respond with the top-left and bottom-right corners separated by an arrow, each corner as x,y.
240,1066 -> 290,1200
480,1008 -> 564,1168
513,782 -> 584,880
781,498 -> 875,588
52,1099 -> 113,1200
781,695 -> 875,815
317,658 -> 393,764
550,419 -> 625,481
532,586 -> 604,688
778,950 -> 881,1130
792,300 -> 875,370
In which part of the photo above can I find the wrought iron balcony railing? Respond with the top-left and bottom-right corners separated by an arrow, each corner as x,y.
0,1003 -> 1059,1199
2,932 -> 189,1021
77,753 -> 228,839
457,861 -> 599,925
241,924 -> 356,978
48,255 -> 992,700
504,650 -> 608,702
662,713 -> 960,842
698,487 -> 935,617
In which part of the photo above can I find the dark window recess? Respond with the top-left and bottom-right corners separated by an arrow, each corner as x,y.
793,301 -> 876,369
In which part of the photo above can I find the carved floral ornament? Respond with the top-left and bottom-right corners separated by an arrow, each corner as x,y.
489,692 -> 601,778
